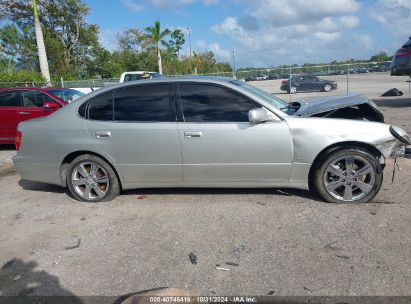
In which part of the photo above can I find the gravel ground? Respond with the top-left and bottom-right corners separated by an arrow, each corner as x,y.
0,75 -> 410,299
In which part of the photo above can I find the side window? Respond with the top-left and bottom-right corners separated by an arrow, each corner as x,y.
124,74 -> 142,82
88,91 -> 113,121
0,91 -> 20,107
113,84 -> 171,122
178,83 -> 260,123
21,91 -> 46,107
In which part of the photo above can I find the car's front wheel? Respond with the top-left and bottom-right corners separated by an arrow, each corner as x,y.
314,148 -> 383,203
67,154 -> 120,202
323,84 -> 332,92
289,86 -> 297,94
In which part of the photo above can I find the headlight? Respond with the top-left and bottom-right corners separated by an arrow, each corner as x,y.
390,126 -> 410,144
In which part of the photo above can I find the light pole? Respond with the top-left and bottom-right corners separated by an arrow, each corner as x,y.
186,27 -> 192,60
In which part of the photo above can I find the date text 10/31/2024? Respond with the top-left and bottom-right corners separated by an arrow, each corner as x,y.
149,296 -> 257,303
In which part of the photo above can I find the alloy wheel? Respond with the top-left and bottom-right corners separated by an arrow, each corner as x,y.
71,161 -> 110,200
323,155 -> 375,202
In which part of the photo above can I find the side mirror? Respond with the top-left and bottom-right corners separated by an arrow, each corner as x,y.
43,101 -> 60,111
248,108 -> 270,124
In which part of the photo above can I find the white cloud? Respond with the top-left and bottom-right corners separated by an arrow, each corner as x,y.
122,0 -> 145,12
122,0 -> 217,11
195,39 -> 230,60
314,31 -> 341,41
203,0 -> 219,4
370,0 -> 411,37
250,0 -> 359,27
339,16 -> 359,28
210,0 -> 377,66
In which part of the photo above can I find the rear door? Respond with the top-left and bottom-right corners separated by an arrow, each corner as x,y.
19,90 -> 60,123
84,83 -> 182,184
0,91 -> 21,143
176,82 -> 293,184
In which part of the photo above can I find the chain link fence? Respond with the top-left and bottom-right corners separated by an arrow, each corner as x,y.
2,61 -> 410,101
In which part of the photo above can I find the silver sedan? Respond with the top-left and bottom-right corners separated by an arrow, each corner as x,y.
13,77 -> 409,203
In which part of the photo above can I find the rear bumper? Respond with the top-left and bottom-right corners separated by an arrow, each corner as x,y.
13,155 -> 63,186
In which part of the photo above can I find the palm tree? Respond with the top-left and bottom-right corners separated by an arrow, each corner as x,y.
32,0 -> 51,85
145,20 -> 171,74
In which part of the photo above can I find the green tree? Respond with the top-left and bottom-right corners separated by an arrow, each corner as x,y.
168,29 -> 185,57
0,0 -> 102,79
370,51 -> 392,62
144,20 -> 171,74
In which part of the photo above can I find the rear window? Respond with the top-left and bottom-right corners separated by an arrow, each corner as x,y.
88,91 -> 113,121
0,91 -> 20,107
113,84 -> 171,122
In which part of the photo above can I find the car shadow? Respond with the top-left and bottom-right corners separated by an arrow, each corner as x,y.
0,258 -> 83,301
0,144 -> 15,151
124,187 -> 322,202
373,97 -> 411,108
18,179 -> 66,194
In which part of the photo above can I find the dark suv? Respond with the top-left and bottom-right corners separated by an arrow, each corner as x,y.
280,75 -> 337,94
391,37 -> 411,76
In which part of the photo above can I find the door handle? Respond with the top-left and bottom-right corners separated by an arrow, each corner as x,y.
19,111 -> 30,115
95,131 -> 111,138
184,131 -> 202,138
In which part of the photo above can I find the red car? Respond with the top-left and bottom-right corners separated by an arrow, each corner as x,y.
0,87 -> 84,144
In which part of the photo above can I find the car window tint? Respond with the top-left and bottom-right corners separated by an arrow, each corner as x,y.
0,91 -> 20,107
403,39 -> 411,48
179,83 -> 259,122
113,84 -> 171,122
88,91 -> 113,121
21,91 -> 52,107
124,74 -> 143,82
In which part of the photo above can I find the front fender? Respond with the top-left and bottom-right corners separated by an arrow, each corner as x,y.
285,117 -> 405,163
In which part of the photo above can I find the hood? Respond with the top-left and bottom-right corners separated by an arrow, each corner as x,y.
292,94 -> 370,116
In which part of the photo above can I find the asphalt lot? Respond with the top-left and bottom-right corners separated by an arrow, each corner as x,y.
0,74 -> 410,298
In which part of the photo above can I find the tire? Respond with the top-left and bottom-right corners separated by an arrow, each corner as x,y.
289,86 -> 297,94
323,84 -> 332,92
67,154 -> 120,202
313,148 -> 383,203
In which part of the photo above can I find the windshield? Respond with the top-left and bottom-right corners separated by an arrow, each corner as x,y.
230,80 -> 290,113
49,89 -> 85,103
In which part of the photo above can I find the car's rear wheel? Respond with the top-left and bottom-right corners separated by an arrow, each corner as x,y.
323,84 -> 332,92
289,86 -> 297,94
314,148 -> 383,203
67,154 -> 120,202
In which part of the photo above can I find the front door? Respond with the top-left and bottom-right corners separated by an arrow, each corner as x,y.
0,91 -> 20,143
19,90 -> 60,123
176,82 -> 293,185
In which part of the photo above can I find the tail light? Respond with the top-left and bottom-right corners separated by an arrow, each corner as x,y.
397,49 -> 411,57
15,130 -> 22,151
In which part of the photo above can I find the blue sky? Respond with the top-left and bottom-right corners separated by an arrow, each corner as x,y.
84,0 -> 411,68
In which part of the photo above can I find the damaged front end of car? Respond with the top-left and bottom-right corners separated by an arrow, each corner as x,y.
377,126 -> 410,159
291,94 -> 385,122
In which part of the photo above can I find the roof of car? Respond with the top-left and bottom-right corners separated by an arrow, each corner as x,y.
0,87 -> 77,92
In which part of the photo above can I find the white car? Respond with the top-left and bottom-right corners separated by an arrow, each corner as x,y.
119,71 -> 162,83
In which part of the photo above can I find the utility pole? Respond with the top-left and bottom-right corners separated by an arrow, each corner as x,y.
232,49 -> 236,79
186,27 -> 192,60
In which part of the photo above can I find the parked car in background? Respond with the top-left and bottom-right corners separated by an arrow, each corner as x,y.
14,77 -> 408,204
0,87 -> 82,144
119,71 -> 162,83
281,75 -> 337,94
391,37 -> 411,77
